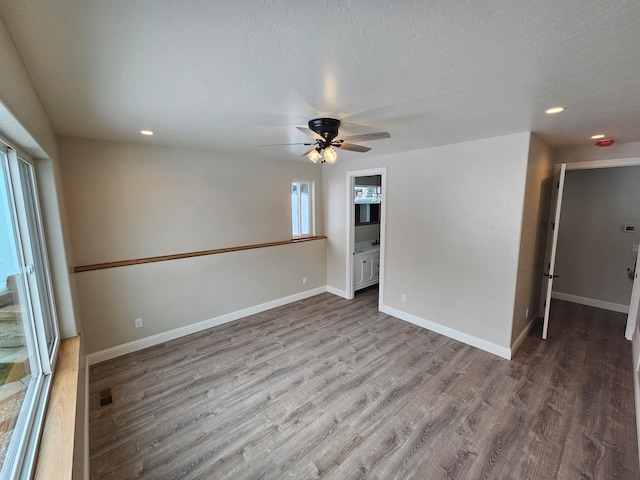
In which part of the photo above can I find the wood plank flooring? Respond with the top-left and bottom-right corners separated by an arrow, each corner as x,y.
89,288 -> 639,479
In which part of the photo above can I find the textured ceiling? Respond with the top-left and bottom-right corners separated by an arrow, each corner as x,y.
1,0 -> 639,161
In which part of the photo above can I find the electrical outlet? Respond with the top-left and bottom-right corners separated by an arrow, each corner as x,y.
303,276 -> 307,284
401,294 -> 407,303
633,244 -> 639,252
135,318 -> 143,328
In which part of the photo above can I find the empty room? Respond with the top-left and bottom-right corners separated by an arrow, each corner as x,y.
0,1 -> 639,479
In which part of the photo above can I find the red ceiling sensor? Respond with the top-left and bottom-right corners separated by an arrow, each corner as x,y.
595,139 -> 614,147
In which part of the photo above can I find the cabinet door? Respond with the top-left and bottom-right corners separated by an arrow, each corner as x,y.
362,255 -> 374,283
353,257 -> 365,286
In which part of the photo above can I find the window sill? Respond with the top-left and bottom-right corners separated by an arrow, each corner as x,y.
33,335 -> 80,480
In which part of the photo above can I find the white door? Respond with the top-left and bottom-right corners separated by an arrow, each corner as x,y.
626,247 -> 640,340
539,163 -> 567,340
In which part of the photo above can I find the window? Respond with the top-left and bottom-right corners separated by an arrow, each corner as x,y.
354,185 -> 381,203
354,183 -> 382,225
0,147 -> 59,480
291,180 -> 314,237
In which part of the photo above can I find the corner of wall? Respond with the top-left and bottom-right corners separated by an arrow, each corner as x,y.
510,134 -> 556,350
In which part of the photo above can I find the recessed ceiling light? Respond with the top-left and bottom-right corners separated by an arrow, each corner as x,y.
545,107 -> 565,114
140,130 -> 154,136
591,134 -> 606,139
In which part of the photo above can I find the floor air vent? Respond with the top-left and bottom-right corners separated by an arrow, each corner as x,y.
99,388 -> 113,407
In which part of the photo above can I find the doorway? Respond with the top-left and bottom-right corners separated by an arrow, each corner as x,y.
345,168 -> 386,308
541,157 -> 640,340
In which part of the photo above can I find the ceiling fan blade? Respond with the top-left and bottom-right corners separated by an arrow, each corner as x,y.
259,142 -> 314,146
335,142 -> 371,153
296,126 -> 324,140
338,131 -> 390,143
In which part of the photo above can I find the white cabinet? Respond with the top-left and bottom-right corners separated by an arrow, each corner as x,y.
353,250 -> 380,291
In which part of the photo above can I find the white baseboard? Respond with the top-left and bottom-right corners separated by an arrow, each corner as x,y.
511,312 -> 539,355
380,304 -> 512,360
326,285 -> 350,299
552,292 -> 630,314
87,286 -> 327,365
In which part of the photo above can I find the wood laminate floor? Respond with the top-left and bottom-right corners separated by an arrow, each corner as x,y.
89,287 -> 639,479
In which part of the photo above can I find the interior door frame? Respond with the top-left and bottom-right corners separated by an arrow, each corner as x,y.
558,156 -> 640,340
345,167 -> 387,308
627,247 -> 640,340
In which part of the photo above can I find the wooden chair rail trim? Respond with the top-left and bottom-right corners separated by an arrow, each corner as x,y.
74,236 -> 327,273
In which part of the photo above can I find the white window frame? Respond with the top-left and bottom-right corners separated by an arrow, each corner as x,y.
0,142 -> 59,480
291,179 -> 315,238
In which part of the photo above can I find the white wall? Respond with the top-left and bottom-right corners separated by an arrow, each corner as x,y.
76,242 -> 326,354
324,132 -> 532,354
58,137 -> 326,354
0,16 -> 56,159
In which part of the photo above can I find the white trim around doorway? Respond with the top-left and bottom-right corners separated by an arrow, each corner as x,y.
345,167 -> 387,310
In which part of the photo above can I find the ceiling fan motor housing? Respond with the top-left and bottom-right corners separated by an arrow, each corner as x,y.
309,118 -> 341,143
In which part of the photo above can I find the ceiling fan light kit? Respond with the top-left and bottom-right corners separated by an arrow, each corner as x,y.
323,146 -> 338,163
265,117 -> 390,164
306,145 -> 337,164
307,148 -> 322,163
